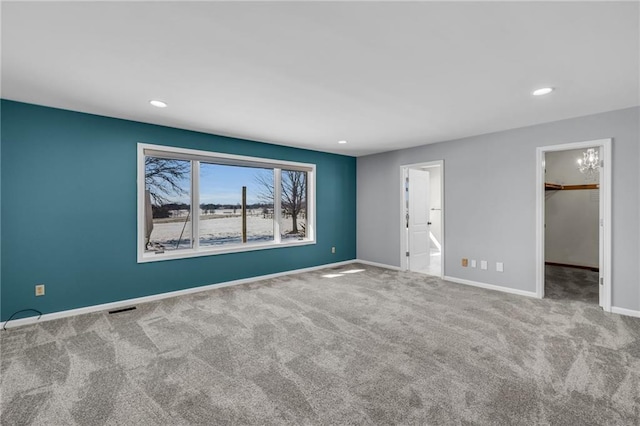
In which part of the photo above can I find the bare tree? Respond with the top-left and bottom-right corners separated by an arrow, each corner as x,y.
254,171 -> 274,203
145,157 -> 190,205
282,171 -> 307,234
255,170 -> 307,235
144,157 -> 191,250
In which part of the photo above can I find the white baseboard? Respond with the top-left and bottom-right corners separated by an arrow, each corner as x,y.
354,259 -> 403,271
1,260 -> 357,330
444,275 -> 538,299
10,259 -> 633,329
611,306 -> 640,318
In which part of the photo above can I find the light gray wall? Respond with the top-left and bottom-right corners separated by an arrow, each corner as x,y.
545,148 -> 599,268
357,107 -> 639,310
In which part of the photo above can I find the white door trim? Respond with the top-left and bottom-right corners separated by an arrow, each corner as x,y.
535,138 -> 612,311
399,160 -> 445,277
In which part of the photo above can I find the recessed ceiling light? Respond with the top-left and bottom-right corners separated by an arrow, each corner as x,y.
149,100 -> 168,108
532,87 -> 554,96
338,140 -> 347,144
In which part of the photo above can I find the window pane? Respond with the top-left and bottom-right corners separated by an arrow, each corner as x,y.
144,157 -> 192,252
280,170 -> 307,240
199,163 -> 274,247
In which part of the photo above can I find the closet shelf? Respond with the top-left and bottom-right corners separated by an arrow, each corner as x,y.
545,183 -> 599,191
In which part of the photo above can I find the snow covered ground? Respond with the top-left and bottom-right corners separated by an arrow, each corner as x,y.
148,216 -> 305,250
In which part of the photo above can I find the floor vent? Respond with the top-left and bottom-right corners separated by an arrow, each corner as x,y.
108,306 -> 137,314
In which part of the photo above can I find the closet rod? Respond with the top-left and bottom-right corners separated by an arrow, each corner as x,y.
544,183 -> 599,191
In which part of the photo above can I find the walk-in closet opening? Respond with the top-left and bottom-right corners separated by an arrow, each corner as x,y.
536,139 -> 612,311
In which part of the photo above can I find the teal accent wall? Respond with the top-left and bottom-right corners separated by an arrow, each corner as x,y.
1,100 -> 357,321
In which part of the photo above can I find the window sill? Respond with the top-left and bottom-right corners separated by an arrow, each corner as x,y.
138,239 -> 316,263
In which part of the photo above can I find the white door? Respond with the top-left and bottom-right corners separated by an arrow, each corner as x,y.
408,169 -> 431,272
598,148 -> 605,308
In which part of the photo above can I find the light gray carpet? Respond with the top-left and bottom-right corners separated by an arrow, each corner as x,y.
545,264 -> 599,304
1,263 -> 639,425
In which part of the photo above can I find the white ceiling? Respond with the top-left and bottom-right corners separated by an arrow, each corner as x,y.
2,2 -> 638,156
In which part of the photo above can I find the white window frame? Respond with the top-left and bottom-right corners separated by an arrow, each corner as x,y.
137,143 -> 316,263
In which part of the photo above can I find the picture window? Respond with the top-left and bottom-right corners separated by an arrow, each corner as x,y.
138,144 -> 315,262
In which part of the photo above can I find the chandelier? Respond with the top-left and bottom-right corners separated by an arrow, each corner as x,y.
577,148 -> 599,175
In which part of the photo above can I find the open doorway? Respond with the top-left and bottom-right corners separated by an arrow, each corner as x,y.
400,161 -> 444,277
536,139 -> 611,311
544,148 -> 600,303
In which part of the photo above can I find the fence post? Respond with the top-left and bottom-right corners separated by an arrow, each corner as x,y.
242,186 -> 247,243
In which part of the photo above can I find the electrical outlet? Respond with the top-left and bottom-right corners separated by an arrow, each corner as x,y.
331,246 -> 336,254
35,284 -> 45,296
461,258 -> 468,267
471,259 -> 477,268
480,260 -> 487,270
496,262 -> 504,272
